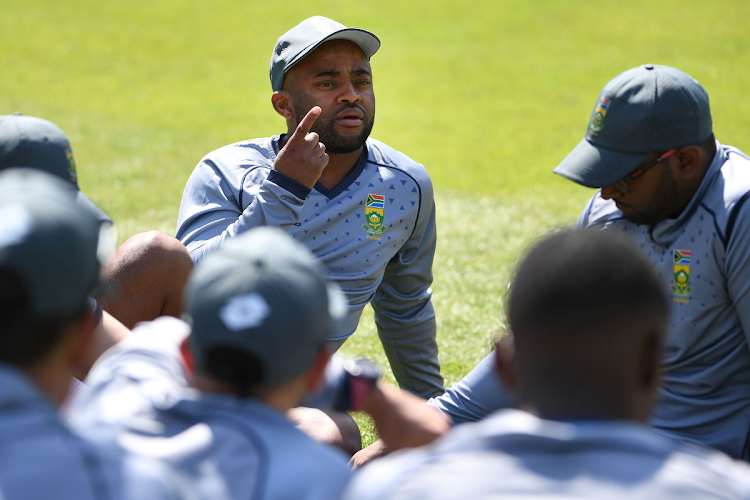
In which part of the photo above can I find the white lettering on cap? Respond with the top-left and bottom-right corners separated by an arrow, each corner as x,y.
0,204 -> 34,249
218,292 -> 271,331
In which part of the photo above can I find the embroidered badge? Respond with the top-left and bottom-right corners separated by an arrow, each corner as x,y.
671,249 -> 692,302
589,97 -> 610,136
64,141 -> 78,184
363,194 -> 386,238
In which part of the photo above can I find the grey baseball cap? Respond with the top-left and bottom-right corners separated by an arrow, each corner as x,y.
0,113 -> 112,224
0,168 -> 101,319
269,16 -> 380,92
553,65 -> 713,188
183,227 -> 347,386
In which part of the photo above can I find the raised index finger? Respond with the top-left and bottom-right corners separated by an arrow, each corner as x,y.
288,106 -> 321,145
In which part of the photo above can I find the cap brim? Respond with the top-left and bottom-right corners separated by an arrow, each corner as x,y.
287,28 -> 381,74
75,191 -> 112,225
553,138 -> 652,188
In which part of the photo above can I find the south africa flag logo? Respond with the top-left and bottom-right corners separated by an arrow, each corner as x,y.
671,249 -> 692,301
363,194 -> 386,237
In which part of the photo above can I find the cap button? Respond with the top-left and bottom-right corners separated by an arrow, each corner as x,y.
644,64 -> 654,70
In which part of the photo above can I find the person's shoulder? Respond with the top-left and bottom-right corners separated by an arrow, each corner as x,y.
576,191 -> 623,229
0,423 -> 115,500
366,139 -> 431,185
197,136 -> 278,172
663,439 -> 750,495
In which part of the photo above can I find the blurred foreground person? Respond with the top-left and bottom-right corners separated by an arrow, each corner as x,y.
0,169 -> 117,499
0,113 -> 194,329
72,227 -> 448,500
345,230 -> 750,499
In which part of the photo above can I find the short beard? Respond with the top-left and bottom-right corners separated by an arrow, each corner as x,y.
295,104 -> 375,154
620,166 -> 681,226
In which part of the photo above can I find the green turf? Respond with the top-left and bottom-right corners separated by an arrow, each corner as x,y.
3,0 -> 749,446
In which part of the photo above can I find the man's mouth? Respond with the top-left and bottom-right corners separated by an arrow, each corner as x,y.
335,107 -> 365,127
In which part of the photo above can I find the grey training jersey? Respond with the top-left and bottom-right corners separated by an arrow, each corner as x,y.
72,317 -> 353,500
345,409 -> 750,500
429,143 -> 750,459
176,136 -> 443,398
0,364 -> 117,500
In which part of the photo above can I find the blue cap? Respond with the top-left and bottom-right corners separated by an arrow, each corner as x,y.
0,114 -> 112,224
0,169 -> 101,318
184,227 -> 347,385
554,65 -> 713,188
269,16 -> 380,92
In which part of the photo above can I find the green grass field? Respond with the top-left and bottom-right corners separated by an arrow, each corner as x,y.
3,0 -> 749,445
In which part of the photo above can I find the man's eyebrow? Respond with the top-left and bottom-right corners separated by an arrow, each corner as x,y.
311,68 -> 372,78
313,70 -> 341,78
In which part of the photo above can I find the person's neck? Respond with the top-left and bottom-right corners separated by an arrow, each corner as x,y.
24,356 -> 72,408
190,372 -> 304,414
318,149 -> 363,191
519,392 -> 649,424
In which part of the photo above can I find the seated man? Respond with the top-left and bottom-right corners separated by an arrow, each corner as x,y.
0,112 -> 194,329
345,230 -> 750,499
72,227 -> 448,499
362,64 -> 750,463
177,16 -> 443,399
0,169 -> 118,499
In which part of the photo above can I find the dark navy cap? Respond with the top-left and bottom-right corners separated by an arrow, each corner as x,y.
0,114 -> 111,224
0,169 -> 101,319
554,65 -> 713,188
183,227 -> 346,385
270,16 -> 380,92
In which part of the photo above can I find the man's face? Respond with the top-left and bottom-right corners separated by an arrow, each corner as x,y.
600,154 -> 680,225
284,40 -> 375,154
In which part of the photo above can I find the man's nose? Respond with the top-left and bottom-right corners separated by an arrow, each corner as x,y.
338,81 -> 361,103
600,185 -> 622,200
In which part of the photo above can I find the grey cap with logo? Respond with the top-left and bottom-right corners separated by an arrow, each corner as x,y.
269,16 -> 380,92
183,227 -> 347,386
0,168 -> 102,319
0,113 -> 112,224
553,64 -> 713,188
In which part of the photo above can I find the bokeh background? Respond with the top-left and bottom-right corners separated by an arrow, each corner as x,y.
3,0 -> 749,442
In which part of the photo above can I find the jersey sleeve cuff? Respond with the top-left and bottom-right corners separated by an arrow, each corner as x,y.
267,170 -> 312,200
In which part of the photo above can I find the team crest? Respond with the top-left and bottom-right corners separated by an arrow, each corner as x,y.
64,141 -> 78,184
589,97 -> 610,135
363,194 -> 386,238
671,249 -> 692,302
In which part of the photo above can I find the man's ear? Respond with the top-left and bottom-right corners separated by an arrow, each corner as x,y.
306,347 -> 333,392
271,91 -> 295,121
495,338 -> 518,392
673,146 -> 704,180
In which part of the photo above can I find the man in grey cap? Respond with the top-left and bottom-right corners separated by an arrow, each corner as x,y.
390,65 -> 750,463
71,227 -> 448,500
0,168 -> 118,499
0,113 -> 194,329
176,16 -> 444,402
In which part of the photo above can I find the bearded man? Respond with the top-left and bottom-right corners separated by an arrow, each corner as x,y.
176,17 -> 443,400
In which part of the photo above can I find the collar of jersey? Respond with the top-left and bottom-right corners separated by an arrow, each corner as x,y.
272,135 -> 369,200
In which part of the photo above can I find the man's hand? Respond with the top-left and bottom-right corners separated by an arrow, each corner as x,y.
274,106 -> 329,189
350,438 -> 388,469
362,382 -> 450,453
